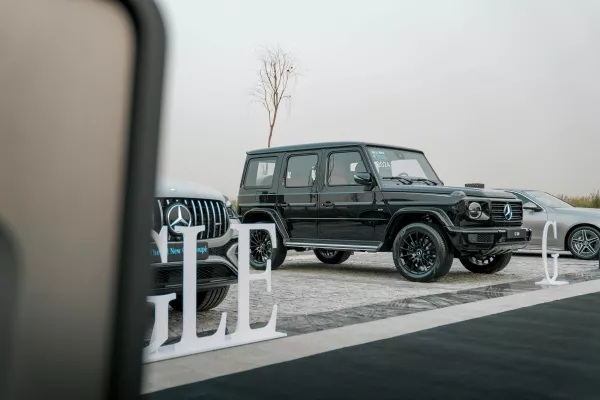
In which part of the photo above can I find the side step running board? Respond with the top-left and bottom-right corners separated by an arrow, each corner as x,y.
285,241 -> 379,252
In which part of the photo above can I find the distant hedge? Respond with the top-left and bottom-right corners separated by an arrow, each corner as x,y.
557,191 -> 600,208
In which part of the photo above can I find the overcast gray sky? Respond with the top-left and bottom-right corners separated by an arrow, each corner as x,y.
155,0 -> 600,198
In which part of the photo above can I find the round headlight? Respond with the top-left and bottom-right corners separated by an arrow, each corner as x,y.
468,202 -> 482,219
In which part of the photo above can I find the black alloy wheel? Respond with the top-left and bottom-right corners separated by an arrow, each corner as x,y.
250,229 -> 272,265
459,252 -> 512,274
392,222 -> 453,282
249,227 -> 287,271
314,249 -> 352,264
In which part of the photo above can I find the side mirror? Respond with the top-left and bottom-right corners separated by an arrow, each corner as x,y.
354,172 -> 373,186
523,202 -> 541,211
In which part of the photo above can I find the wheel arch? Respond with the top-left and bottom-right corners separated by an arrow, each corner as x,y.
241,208 -> 290,239
563,223 -> 600,251
381,208 -> 453,251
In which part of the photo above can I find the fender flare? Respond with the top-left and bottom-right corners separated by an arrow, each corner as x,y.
384,207 -> 454,239
241,208 -> 290,239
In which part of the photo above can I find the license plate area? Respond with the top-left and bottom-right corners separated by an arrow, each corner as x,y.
506,229 -> 526,240
150,241 -> 209,263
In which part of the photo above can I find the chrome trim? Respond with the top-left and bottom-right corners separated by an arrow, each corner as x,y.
204,200 -> 211,238
285,241 -> 379,252
224,207 -> 230,234
215,201 -> 222,237
190,199 -> 198,226
209,201 -> 216,237
197,199 -> 205,238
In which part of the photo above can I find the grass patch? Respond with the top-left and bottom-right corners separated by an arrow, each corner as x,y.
557,190 -> 600,208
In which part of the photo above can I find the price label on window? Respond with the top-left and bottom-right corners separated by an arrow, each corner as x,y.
374,161 -> 391,169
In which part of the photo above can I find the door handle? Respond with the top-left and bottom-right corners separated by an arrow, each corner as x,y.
279,202 -> 288,207
322,201 -> 334,207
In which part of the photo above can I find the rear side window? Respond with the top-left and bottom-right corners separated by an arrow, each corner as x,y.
244,157 -> 277,187
285,154 -> 318,187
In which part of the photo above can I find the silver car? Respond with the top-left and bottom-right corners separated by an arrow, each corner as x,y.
151,179 -> 240,311
499,189 -> 600,260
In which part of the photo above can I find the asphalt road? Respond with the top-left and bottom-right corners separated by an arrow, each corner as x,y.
150,251 -> 599,341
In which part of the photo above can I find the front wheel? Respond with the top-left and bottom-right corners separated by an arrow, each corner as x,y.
249,227 -> 287,270
170,286 -> 230,312
392,222 -> 454,282
460,253 -> 512,274
314,249 -> 352,264
567,226 -> 600,260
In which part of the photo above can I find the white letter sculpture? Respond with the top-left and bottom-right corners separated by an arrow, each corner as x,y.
143,223 -> 286,363
535,220 -> 568,286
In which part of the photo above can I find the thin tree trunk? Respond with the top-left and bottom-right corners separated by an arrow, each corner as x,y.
267,124 -> 275,148
267,107 -> 278,147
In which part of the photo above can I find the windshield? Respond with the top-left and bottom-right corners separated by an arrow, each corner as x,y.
524,190 -> 573,208
367,146 -> 441,183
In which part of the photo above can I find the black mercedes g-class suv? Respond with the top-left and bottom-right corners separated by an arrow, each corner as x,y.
151,180 -> 240,311
237,142 -> 532,282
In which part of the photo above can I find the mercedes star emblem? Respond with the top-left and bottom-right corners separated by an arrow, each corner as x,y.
166,203 -> 192,234
503,203 -> 513,221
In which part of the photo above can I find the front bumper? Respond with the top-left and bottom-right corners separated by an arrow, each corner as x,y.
149,234 -> 239,295
445,226 -> 532,257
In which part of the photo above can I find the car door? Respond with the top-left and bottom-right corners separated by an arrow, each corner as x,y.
318,147 -> 377,244
238,156 -> 280,213
277,151 -> 320,239
510,191 -> 548,249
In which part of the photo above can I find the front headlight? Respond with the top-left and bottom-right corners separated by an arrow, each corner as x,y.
224,195 -> 239,219
468,202 -> 482,219
466,201 -> 490,221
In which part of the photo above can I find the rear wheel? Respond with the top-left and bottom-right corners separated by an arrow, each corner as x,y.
567,226 -> 600,260
314,249 -> 352,264
460,253 -> 512,274
249,227 -> 287,270
392,222 -> 454,282
169,286 -> 230,312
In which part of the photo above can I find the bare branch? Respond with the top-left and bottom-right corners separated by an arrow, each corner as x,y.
251,44 -> 300,147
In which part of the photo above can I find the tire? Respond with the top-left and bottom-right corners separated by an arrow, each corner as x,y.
249,226 -> 287,271
567,226 -> 600,260
392,222 -> 454,282
314,249 -> 352,264
460,253 -> 512,274
169,286 -> 230,312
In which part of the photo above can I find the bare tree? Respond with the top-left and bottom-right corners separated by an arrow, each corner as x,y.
252,45 -> 298,148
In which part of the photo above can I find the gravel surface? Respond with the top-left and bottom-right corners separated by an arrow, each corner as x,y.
151,251 -> 599,340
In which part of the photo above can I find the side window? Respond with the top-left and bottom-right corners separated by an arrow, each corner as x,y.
327,151 -> 366,186
511,192 -> 533,205
285,154 -> 318,188
244,157 -> 277,187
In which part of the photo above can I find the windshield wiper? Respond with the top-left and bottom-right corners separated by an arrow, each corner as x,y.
382,176 -> 413,185
407,177 -> 438,186
382,176 -> 439,186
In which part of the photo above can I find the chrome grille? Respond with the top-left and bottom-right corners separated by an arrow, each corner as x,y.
491,202 -> 523,227
153,198 -> 229,240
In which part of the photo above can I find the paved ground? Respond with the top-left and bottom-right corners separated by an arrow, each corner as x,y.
144,288 -> 600,399
146,251 -> 599,341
